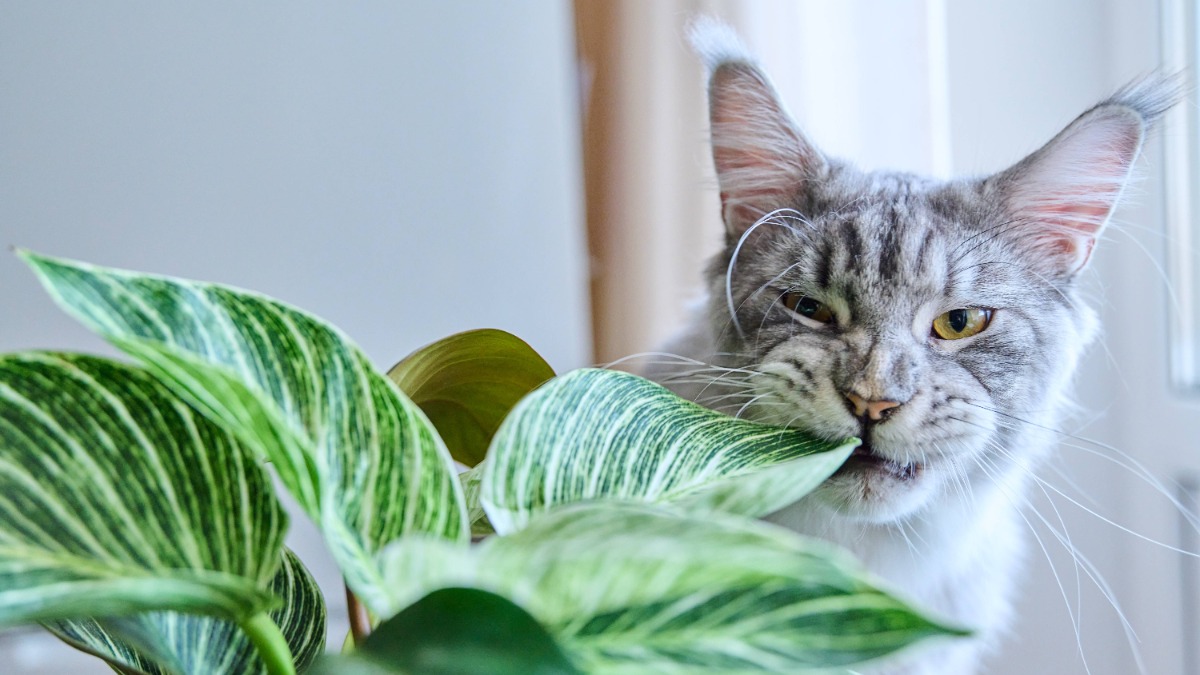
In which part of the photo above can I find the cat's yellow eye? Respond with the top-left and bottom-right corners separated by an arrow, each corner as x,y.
782,292 -> 834,324
932,308 -> 993,340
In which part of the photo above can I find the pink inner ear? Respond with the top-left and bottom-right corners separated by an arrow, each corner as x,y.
1037,188 -> 1122,233
1004,106 -> 1144,275
707,63 -> 822,237
1020,187 -> 1122,273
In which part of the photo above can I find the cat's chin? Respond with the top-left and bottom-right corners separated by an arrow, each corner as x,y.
809,444 -> 937,523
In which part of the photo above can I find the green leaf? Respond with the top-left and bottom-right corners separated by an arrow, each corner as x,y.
311,588 -> 581,675
21,251 -> 468,613
0,353 -> 285,627
480,369 -> 857,534
378,505 -> 967,673
387,328 -> 555,468
459,463 -> 495,537
47,549 -> 327,675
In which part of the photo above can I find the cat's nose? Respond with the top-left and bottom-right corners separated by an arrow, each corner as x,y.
843,392 -> 902,422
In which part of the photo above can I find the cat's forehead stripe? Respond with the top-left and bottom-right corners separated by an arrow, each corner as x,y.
816,191 -> 951,303
876,200 -> 906,281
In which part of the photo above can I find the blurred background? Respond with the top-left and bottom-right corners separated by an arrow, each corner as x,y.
2,1 -> 1197,673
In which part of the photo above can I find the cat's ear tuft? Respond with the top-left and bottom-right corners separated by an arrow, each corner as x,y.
993,75 -> 1184,277
690,18 -> 825,239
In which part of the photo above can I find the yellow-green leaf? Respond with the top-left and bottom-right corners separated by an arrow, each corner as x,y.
388,329 -> 555,468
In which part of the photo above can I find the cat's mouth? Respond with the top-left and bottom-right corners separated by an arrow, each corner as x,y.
836,442 -> 919,481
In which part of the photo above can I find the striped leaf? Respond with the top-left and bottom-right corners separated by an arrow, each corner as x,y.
388,328 -> 555,468
480,369 -> 857,534
378,505 -> 967,673
21,252 -> 468,612
0,353 -> 284,626
47,549 -> 327,675
311,587 -> 581,675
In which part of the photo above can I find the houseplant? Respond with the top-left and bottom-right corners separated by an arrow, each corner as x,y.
0,252 -> 966,673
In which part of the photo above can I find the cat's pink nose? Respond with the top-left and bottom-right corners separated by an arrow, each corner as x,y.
844,392 -> 902,421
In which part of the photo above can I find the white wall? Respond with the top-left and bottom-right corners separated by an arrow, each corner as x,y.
0,2 -> 589,672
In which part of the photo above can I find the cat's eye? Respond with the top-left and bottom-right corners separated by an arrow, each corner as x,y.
932,308 -> 993,340
782,292 -> 834,324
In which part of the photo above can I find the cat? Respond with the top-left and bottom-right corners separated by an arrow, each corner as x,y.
641,20 -> 1182,675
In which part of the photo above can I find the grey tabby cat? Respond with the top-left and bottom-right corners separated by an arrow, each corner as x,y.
645,21 -> 1181,674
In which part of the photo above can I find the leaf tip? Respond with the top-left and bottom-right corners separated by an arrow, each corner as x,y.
14,246 -> 37,264
15,248 -> 65,279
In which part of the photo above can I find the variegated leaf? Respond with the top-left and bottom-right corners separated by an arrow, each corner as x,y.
480,368 -> 857,534
22,252 -> 468,612
388,328 -> 555,468
0,353 -> 284,627
377,505 -> 967,673
47,549 -> 326,675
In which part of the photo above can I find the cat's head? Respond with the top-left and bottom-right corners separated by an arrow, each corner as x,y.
694,28 -> 1178,523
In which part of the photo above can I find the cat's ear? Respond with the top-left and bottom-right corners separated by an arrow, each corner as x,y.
991,77 -> 1181,277
692,19 -> 825,239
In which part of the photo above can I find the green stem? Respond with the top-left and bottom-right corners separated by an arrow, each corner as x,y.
239,612 -> 297,675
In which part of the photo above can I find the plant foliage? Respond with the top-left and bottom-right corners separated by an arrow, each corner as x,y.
479,368 -> 857,534
22,251 -> 468,614
47,549 -> 327,675
388,328 -> 555,468
377,504 -> 964,673
313,587 -> 580,675
0,352 -> 285,626
0,252 -> 967,674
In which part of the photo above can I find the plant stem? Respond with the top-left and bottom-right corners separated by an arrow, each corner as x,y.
346,582 -> 371,646
239,612 -> 297,675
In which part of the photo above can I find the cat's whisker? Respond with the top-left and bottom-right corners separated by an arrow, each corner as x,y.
745,262 -> 805,305
1035,468 -> 1198,558
945,411 -> 1198,556
891,518 -> 920,560
825,193 -> 869,221
599,351 -> 712,369
734,392 -> 775,419
1101,219 -> 1186,319
659,378 -> 752,390
941,415 -> 1130,638
933,438 -> 977,512
725,207 -> 811,339
653,367 -> 759,382
985,441 -> 1091,651
967,448 -> 1097,675
963,401 -> 1200,533
975,441 -> 1148,674
964,441 -> 1113,672
694,391 -> 767,407
603,351 -> 767,378
948,217 -> 1024,263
